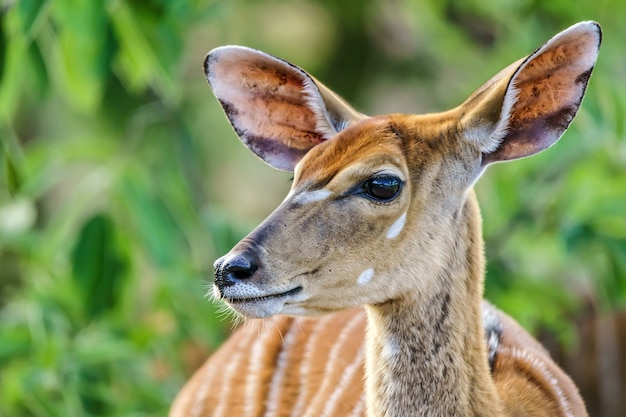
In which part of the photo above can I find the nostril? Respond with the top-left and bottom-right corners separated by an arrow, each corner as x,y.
218,253 -> 259,283
229,263 -> 258,280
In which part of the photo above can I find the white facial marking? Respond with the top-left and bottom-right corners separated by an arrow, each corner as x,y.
292,189 -> 333,205
386,212 -> 407,239
357,268 -> 375,285
382,336 -> 401,359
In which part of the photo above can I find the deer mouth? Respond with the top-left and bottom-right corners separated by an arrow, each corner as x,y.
217,285 -> 304,318
223,286 -> 303,304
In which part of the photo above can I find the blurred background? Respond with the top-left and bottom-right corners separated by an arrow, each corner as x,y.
0,0 -> 624,416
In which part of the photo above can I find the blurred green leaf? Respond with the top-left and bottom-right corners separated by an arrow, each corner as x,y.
71,213 -> 128,318
3,152 -> 20,195
26,42 -> 50,99
0,324 -> 31,362
0,8 -> 6,80
49,0 -> 110,112
0,126 -> 25,197
0,10 -> 28,122
17,0 -> 47,38
117,178 -> 188,269
107,0 -> 179,103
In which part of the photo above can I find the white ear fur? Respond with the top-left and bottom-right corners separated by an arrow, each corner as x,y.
302,73 -> 365,139
480,72 -> 520,154
302,77 -> 348,140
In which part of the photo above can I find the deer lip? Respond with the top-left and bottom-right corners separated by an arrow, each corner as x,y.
224,286 -> 303,304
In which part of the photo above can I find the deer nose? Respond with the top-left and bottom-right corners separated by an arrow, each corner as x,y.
214,252 -> 260,287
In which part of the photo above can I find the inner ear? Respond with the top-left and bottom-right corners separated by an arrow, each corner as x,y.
205,46 -> 364,172
488,24 -> 600,162
459,21 -> 601,164
206,48 -> 325,171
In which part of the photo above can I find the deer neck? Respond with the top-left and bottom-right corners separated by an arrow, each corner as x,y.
364,191 -> 503,417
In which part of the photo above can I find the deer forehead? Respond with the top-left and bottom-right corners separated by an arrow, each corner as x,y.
292,114 -> 469,193
293,119 -> 401,184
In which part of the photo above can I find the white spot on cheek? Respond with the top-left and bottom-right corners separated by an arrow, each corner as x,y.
382,336 -> 400,359
292,189 -> 333,205
386,212 -> 407,239
357,268 -> 375,285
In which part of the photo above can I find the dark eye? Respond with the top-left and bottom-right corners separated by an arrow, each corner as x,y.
362,175 -> 401,202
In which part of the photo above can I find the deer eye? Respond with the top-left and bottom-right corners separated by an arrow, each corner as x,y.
362,175 -> 402,202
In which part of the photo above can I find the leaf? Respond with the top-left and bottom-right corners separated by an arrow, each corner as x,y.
0,126 -> 25,196
106,0 -> 180,103
0,10 -> 28,122
117,178 -> 187,269
26,42 -> 50,98
49,0 -> 110,112
71,213 -> 128,319
0,10 -> 6,79
3,153 -> 20,195
0,324 -> 31,363
17,0 -> 47,38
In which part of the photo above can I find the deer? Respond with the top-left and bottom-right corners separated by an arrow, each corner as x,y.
171,21 -> 601,417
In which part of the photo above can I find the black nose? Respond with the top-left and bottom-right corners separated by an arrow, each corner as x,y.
214,252 -> 259,287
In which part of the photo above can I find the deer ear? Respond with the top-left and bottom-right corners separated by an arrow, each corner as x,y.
205,46 -> 365,172
460,21 -> 601,164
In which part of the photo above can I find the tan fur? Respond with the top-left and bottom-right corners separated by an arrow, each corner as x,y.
172,22 -> 600,417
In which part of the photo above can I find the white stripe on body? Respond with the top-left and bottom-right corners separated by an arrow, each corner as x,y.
264,322 -> 301,417
303,311 -> 365,417
245,320 -> 281,417
290,314 -> 339,417
212,326 -> 258,417
320,344 -> 365,417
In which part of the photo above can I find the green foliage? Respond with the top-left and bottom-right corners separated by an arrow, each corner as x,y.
71,213 -> 128,318
0,0 -> 624,415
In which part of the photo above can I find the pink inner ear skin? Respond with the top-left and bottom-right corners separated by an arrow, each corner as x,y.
205,47 -> 329,171
484,23 -> 600,164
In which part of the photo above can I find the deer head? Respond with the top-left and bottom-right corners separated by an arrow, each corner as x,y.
207,22 -> 601,320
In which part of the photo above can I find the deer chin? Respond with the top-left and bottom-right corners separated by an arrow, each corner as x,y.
215,283 -> 304,318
